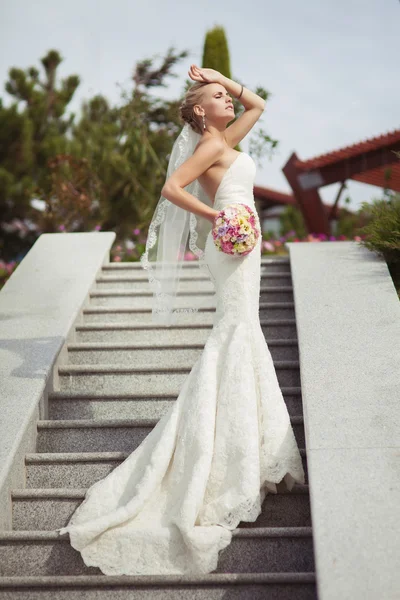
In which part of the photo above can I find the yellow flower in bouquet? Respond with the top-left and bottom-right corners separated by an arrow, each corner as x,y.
211,203 -> 260,257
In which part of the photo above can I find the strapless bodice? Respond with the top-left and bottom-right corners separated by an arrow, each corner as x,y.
213,152 -> 257,211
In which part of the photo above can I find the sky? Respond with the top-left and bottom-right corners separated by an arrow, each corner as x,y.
1,0 -> 399,211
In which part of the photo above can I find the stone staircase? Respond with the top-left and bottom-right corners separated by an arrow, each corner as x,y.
0,255 -> 318,599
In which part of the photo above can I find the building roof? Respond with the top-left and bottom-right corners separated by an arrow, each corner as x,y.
253,185 -> 295,206
294,128 -> 400,192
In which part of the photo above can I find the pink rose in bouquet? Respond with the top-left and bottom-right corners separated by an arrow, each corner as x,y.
212,203 -> 260,256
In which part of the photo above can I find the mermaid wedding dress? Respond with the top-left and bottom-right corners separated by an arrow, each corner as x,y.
56,151 -> 305,575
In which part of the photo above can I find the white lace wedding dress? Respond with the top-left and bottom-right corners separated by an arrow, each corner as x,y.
56,151 -> 305,575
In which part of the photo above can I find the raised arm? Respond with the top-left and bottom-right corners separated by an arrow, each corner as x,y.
218,75 -> 266,148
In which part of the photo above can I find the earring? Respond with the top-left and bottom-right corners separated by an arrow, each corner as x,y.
202,114 -> 206,129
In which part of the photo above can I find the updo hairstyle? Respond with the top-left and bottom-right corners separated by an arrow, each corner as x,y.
178,82 -> 209,135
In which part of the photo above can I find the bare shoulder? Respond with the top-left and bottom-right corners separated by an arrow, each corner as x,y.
162,136 -> 224,193
193,136 -> 225,160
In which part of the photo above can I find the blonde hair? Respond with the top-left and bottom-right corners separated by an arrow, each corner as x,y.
178,82 -> 209,135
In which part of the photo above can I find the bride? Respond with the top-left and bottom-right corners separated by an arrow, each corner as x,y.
56,65 -> 305,575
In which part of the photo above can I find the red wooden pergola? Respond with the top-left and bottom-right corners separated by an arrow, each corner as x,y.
282,128 -> 400,235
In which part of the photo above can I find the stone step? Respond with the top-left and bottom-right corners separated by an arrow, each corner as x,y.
95,272 -> 293,291
25,448 -> 308,489
47,387 -> 303,421
75,319 -> 298,343
102,255 -> 291,273
66,339 -> 300,366
12,484 -> 311,531
0,528 -> 315,576
0,572 -> 318,600
96,270 -> 293,285
36,416 -> 306,453
82,301 -> 296,324
89,286 -> 294,307
57,360 -> 301,394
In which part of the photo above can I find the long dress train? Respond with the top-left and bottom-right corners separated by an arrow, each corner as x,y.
56,151 -> 305,575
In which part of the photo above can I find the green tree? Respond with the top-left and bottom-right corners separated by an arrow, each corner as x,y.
0,50 -> 79,258
0,47 -> 191,251
67,47 -> 191,237
1,41 -> 281,260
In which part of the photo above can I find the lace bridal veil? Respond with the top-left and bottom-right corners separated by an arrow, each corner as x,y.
140,122 -> 216,326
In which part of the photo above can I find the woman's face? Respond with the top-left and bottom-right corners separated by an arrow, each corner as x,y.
195,84 -> 235,126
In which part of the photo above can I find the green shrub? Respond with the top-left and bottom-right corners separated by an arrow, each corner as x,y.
357,193 -> 400,295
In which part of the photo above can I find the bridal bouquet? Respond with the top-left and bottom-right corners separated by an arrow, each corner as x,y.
212,203 -> 260,256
